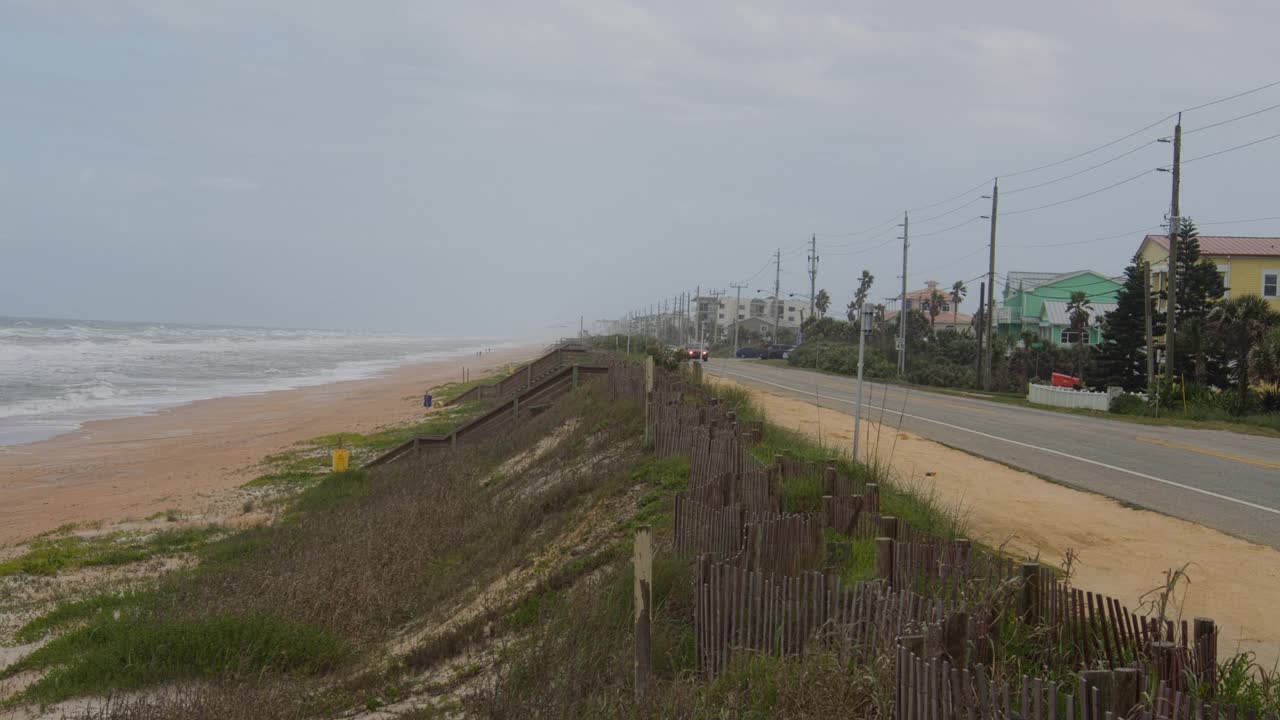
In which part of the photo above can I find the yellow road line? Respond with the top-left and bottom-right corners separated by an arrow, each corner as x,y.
1136,437 -> 1280,471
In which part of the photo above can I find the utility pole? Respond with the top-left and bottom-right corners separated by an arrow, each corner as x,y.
975,281 -> 986,387
807,233 -> 818,320
984,179 -> 999,391
626,311 -> 632,354
707,289 -> 724,347
1164,114 -> 1183,379
730,282 -> 747,356
1144,265 -> 1155,387
694,286 -> 701,346
773,249 -> 782,344
898,212 -> 909,373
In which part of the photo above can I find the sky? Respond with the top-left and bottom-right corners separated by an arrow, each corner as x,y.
2,1 -> 1279,336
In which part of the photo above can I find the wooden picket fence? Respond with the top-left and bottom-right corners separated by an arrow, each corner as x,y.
673,495 -> 776,561
642,362 -> 1228,710
695,559 -> 949,678
895,647 -> 1274,720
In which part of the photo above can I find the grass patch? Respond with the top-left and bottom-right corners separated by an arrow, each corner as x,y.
4,612 -> 348,704
13,590 -> 153,644
0,525 -> 224,577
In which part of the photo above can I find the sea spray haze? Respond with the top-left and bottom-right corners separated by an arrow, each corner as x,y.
0,316 -> 504,446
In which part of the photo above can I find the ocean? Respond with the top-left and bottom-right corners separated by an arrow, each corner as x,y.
0,316 -> 502,446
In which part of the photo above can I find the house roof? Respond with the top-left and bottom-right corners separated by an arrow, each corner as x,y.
1144,234 -> 1280,257
1006,270 -> 1113,294
883,310 -> 973,324
1040,301 -> 1116,326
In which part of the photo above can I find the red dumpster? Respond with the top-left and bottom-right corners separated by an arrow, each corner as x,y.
1050,372 -> 1080,389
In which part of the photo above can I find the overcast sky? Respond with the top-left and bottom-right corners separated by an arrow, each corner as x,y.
3,1 -> 1278,335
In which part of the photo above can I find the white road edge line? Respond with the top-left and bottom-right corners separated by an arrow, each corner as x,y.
716,366 -> 1280,517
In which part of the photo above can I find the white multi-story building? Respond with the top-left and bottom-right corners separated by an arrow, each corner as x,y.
696,295 -> 806,341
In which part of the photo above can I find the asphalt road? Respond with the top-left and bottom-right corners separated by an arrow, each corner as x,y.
709,358 -> 1280,549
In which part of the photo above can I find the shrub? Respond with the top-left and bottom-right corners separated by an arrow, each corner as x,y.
1109,393 -> 1148,416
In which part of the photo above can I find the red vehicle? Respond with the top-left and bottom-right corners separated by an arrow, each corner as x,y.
685,343 -> 709,361
1050,372 -> 1081,389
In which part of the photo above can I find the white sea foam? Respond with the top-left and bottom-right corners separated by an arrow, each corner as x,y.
0,317 -> 515,445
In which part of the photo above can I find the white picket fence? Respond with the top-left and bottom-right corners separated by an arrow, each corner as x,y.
1026,383 -> 1117,411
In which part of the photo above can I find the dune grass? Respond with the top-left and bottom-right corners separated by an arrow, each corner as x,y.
0,525 -> 225,578
5,612 -> 348,704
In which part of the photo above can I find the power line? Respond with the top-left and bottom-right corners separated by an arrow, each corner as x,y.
818,224 -> 900,248
912,195 -> 987,225
1005,224 -> 1164,249
1199,215 -> 1280,226
906,179 -> 990,214
1184,101 -> 1280,136
911,216 -> 984,238
1002,116 -> 1173,180
822,237 -> 898,257
1174,131 -> 1280,167
815,213 -> 901,239
1002,169 -> 1157,217
1181,79 -> 1280,114
1003,140 -> 1160,196
910,245 -> 989,277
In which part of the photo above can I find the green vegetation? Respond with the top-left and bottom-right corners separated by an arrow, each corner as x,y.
247,401 -> 485,488
3,380 -> 647,716
6,612 -> 348,703
0,525 -> 224,577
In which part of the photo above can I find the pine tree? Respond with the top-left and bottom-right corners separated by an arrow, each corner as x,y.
1172,219 -> 1227,385
1094,258 -> 1162,391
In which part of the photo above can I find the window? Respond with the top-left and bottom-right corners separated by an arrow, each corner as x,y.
718,313 -> 725,319
1264,271 -> 1278,298
787,316 -> 795,322
1060,329 -> 1091,345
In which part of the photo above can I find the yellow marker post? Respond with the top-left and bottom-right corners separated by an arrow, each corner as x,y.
331,448 -> 350,472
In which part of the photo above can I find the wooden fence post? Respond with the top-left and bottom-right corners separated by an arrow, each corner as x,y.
823,463 -> 837,495
1081,670 -> 1115,720
643,356 -> 654,448
865,482 -> 880,514
878,515 -> 900,541
942,611 -> 968,664
1194,617 -> 1217,693
1019,563 -> 1041,624
634,525 -> 653,702
876,537 -> 895,586
822,496 -> 834,529
1114,667 -> 1139,719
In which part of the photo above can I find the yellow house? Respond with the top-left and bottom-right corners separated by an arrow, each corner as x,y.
1136,234 -> 1280,310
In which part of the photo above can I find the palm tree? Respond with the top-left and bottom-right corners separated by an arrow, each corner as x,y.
1066,291 -> 1093,379
927,289 -> 946,331
950,280 -> 967,329
873,304 -> 886,323
854,271 -> 874,310
815,289 -> 831,317
1208,294 -> 1280,400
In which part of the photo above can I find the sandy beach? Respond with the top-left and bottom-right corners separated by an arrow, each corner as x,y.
0,345 -> 536,547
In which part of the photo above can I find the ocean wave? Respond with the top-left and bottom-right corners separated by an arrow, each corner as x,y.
0,317 -> 512,444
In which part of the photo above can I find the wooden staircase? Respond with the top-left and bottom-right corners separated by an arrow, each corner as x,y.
365,358 -> 608,469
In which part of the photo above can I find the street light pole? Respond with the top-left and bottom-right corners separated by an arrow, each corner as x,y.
853,304 -> 873,462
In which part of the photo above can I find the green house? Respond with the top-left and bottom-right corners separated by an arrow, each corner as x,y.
996,270 -> 1122,347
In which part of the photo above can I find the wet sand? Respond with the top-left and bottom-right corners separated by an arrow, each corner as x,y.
0,346 -> 536,546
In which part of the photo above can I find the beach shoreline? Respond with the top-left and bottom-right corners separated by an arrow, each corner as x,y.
0,344 -> 539,547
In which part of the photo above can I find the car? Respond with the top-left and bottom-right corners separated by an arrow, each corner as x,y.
735,346 -> 765,358
684,342 -> 709,361
761,344 -> 792,360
